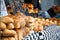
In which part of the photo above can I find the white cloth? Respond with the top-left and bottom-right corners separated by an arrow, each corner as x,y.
0,0 -> 8,17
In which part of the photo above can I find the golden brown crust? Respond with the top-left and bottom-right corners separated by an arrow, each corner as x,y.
7,23 -> 14,29
1,16 -> 14,23
0,22 -> 6,30
2,29 -> 16,36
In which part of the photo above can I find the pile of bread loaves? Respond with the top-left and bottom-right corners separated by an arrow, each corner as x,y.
0,13 -> 57,40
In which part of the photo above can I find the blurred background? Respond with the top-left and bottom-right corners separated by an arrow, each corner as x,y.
1,0 -> 60,18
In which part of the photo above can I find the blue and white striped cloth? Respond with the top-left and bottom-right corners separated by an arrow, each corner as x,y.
22,25 -> 60,40
22,31 -> 44,40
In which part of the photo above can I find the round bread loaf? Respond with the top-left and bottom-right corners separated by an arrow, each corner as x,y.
0,22 -> 6,30
7,23 -> 14,29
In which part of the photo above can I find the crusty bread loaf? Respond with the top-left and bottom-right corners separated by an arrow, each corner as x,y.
7,23 -> 14,29
2,29 -> 16,36
0,22 -> 6,30
1,16 -> 14,23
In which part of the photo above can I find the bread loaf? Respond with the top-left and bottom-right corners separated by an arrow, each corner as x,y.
7,23 -> 14,29
2,29 -> 16,36
1,16 -> 14,23
0,22 -> 6,30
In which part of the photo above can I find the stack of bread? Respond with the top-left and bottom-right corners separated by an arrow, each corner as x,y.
0,13 -> 26,40
0,16 -> 16,40
0,12 -> 57,40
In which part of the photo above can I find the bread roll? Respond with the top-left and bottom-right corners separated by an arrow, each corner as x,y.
28,3 -> 33,9
38,24 -> 43,31
49,20 -> 54,24
41,19 -> 46,25
46,19 -> 49,22
45,19 -> 50,25
8,37 -> 15,40
28,3 -> 34,13
2,29 -> 16,36
1,16 -> 14,23
7,23 -> 14,29
54,21 -> 57,24
28,9 -> 34,13
0,22 -> 6,30
27,16 -> 35,23
33,26 -> 38,32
